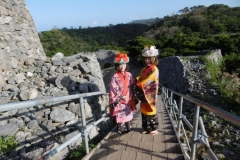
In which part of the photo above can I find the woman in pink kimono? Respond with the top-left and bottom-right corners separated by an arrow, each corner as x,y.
109,52 -> 135,135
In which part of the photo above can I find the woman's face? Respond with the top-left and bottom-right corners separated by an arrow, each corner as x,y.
144,57 -> 152,66
118,63 -> 126,71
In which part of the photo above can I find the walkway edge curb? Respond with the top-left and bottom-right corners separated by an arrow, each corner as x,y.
81,125 -> 117,160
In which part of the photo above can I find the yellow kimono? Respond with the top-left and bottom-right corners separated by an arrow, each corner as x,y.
136,64 -> 159,115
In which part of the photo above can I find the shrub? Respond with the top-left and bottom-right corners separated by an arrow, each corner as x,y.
219,72 -> 240,103
200,54 -> 240,115
0,136 -> 18,154
69,143 -> 96,160
199,54 -> 223,83
160,48 -> 177,58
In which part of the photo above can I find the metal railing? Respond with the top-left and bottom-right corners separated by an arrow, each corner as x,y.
160,84 -> 240,160
2,85 -> 240,159
0,91 -> 108,159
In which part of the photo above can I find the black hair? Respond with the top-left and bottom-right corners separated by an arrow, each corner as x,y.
114,63 -> 129,71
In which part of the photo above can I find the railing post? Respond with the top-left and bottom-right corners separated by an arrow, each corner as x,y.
166,89 -> 168,102
170,91 -> 173,105
190,104 -> 200,160
169,91 -> 174,115
177,96 -> 183,135
199,117 -> 210,147
163,87 -> 167,104
79,97 -> 89,154
163,87 -> 168,106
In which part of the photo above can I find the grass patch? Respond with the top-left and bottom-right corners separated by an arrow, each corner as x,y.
69,142 -> 96,160
0,136 -> 18,154
199,54 -> 240,115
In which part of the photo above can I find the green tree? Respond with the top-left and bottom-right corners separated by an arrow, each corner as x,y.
126,36 -> 153,59
160,48 -> 177,58
224,53 -> 240,75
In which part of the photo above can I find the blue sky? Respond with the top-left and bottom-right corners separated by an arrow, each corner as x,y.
25,0 -> 240,32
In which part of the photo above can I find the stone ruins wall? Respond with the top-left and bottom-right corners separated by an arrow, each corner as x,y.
0,0 -> 46,92
159,49 -> 222,97
0,1 -> 110,159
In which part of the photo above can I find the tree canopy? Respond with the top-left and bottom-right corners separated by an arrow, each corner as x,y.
38,4 -> 240,75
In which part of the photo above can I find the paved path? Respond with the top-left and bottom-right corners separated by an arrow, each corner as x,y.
83,95 -> 184,160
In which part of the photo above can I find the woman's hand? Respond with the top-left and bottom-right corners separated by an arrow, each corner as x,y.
121,96 -> 129,102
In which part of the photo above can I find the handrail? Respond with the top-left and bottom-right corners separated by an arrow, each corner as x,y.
0,91 -> 108,159
2,84 -> 239,159
0,91 -> 105,112
166,88 -> 240,127
160,84 -> 240,160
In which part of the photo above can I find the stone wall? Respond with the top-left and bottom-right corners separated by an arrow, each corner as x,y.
0,50 -> 111,159
159,50 -> 240,160
95,50 -> 118,68
159,49 -> 222,99
0,1 -> 111,159
0,0 -> 46,92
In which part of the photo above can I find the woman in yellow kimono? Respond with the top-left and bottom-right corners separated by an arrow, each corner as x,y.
135,45 -> 159,135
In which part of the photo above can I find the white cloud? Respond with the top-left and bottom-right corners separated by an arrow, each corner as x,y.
92,21 -> 98,25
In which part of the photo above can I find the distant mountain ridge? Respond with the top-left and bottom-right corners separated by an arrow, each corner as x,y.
127,17 -> 163,25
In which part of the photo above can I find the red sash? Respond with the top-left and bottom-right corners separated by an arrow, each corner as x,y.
140,64 -> 155,80
117,72 -> 137,111
109,72 -> 129,116
136,64 -> 155,89
117,72 -> 128,104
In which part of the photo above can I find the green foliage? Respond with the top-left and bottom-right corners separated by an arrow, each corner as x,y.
0,136 -> 18,154
160,48 -> 177,58
199,55 -> 223,83
200,54 -> 240,115
129,18 -> 161,25
219,72 -> 240,108
224,52 -> 240,76
69,143 -> 96,159
143,4 -> 240,57
39,24 -> 150,57
126,36 -> 153,58
39,29 -> 89,57
38,4 -> 240,75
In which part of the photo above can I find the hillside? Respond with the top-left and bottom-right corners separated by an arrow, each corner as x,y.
142,4 -> 240,57
38,4 -> 240,75
38,4 -> 240,108
39,23 -> 151,57
127,4 -> 240,75
127,17 -> 162,25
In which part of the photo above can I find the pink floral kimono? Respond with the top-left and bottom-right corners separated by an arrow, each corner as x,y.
109,71 -> 135,134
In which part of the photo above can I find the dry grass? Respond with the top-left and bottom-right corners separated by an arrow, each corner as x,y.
220,72 -> 240,103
